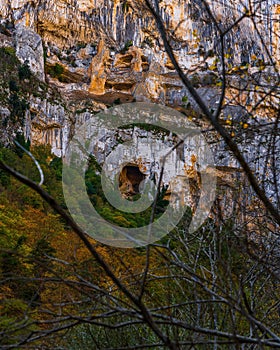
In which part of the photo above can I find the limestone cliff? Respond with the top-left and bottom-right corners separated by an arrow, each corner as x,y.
0,0 -> 279,158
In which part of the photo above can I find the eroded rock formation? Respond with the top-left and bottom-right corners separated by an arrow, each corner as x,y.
0,0 -> 279,186
88,39 -> 110,94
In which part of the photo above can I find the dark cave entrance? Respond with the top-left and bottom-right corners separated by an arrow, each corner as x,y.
119,164 -> 146,196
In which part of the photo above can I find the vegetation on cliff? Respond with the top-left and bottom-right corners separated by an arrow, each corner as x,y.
0,0 -> 279,349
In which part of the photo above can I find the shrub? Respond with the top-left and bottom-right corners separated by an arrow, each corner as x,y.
9,80 -> 19,92
52,63 -> 64,76
76,41 -> 87,50
120,40 -> 133,53
18,61 -> 32,80
8,93 -> 29,125
46,63 -> 64,80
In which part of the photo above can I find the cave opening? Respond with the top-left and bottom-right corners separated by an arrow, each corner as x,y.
119,164 -> 146,197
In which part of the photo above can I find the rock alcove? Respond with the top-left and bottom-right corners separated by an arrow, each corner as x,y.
119,164 -> 146,197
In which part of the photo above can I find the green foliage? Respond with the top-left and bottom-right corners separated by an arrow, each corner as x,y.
18,61 -> 32,80
75,107 -> 88,114
0,142 -> 64,207
125,40 -> 133,50
201,72 -> 217,85
181,95 -> 190,109
50,156 -> 62,180
53,63 -> 64,76
0,298 -> 36,346
0,168 -> 10,187
120,40 -> 133,53
30,238 -> 56,280
76,41 -> 87,50
46,63 -> 64,81
13,132 -> 31,158
31,238 -> 56,261
9,79 -> 19,92
206,49 -> 215,58
0,47 -> 20,98
2,46 -> 16,57
7,93 -> 29,125
0,126 -> 279,348
0,46 -> 48,123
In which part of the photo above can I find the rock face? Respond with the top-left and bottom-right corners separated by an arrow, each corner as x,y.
15,24 -> 45,81
0,0 -> 279,158
88,39 -> 110,94
1,0 -> 279,62
0,0 -> 278,219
